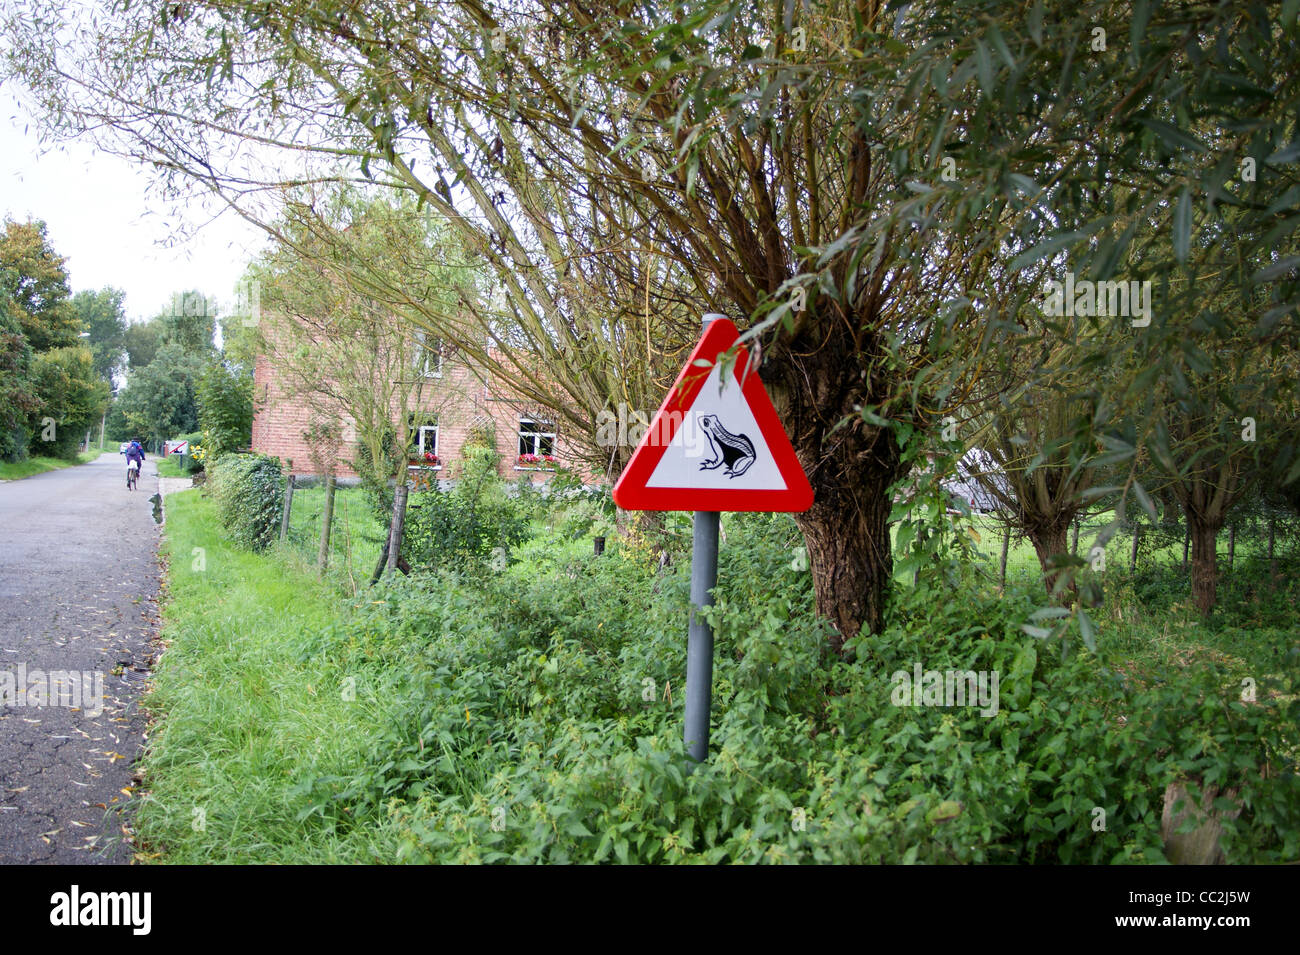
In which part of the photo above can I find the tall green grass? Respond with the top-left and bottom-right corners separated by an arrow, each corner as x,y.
137,489 -> 407,862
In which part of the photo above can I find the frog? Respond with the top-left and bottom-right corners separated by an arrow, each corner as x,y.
697,414 -> 758,478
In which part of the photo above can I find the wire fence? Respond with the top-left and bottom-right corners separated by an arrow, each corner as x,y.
971,504 -> 1299,590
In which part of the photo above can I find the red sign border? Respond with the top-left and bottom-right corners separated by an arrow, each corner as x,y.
612,319 -> 813,512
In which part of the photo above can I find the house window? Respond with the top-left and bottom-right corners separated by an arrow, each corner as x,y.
518,417 -> 556,457
414,331 -> 443,378
418,424 -> 438,457
408,417 -> 440,467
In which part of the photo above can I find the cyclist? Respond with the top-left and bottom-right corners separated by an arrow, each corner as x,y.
123,439 -> 146,489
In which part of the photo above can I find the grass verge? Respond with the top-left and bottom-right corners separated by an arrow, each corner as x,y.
137,488 -> 403,862
0,449 -> 109,480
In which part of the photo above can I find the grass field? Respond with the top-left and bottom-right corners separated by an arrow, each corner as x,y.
0,448 -> 110,481
155,455 -> 192,478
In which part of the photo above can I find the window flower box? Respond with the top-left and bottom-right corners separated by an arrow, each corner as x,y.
407,451 -> 442,471
514,453 -> 558,471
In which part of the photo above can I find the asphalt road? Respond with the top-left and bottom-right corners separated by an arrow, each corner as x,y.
0,453 -> 161,863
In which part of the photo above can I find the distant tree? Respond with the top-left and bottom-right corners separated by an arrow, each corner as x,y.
123,318 -> 163,370
115,343 -> 202,449
249,188 -> 469,514
160,289 -> 217,355
28,345 -> 109,458
0,219 -> 79,352
196,359 -> 253,457
0,296 -> 41,460
71,287 -> 127,382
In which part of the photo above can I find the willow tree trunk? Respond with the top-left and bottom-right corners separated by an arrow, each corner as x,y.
1189,518 -> 1221,616
1027,521 -> 1074,601
793,444 -> 902,652
768,315 -> 907,653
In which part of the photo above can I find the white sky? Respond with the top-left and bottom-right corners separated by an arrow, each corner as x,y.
0,93 -> 269,325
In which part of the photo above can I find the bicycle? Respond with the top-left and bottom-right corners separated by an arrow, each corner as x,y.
127,461 -> 140,491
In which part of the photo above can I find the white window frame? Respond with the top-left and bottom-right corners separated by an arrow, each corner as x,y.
417,424 -> 438,457
408,421 -> 441,470
517,417 -> 557,465
414,331 -> 444,378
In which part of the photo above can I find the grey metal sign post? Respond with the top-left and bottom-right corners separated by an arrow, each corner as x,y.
684,506 -> 720,762
683,312 -> 726,762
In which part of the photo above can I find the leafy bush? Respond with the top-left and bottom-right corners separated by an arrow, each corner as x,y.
206,452 -> 284,551
403,445 -> 530,567
285,507 -> 1300,864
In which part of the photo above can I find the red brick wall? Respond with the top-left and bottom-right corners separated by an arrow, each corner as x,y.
251,329 -> 595,484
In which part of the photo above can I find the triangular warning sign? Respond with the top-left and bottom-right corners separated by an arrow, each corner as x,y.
613,318 -> 813,512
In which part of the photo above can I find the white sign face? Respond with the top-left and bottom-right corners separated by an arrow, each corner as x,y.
645,362 -> 789,491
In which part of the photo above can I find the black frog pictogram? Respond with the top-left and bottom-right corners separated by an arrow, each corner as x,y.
697,414 -> 758,478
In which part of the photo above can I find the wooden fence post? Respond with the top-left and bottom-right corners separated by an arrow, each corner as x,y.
317,474 -> 336,573
999,525 -> 1011,587
386,483 -> 409,575
279,474 -> 295,542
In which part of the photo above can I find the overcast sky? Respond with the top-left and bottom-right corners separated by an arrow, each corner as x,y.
0,93 -> 269,325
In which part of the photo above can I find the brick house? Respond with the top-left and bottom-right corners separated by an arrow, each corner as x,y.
251,326 -> 595,486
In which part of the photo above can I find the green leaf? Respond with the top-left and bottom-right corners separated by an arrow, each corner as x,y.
1081,485 -> 1123,501
1140,118 -> 1208,155
1133,480 -> 1158,522
1130,0 -> 1153,60
987,25 -> 1015,70
1266,139 -> 1300,165
1077,608 -> 1096,653
1173,188 -> 1191,264
1009,231 -> 1088,273
1250,256 -> 1300,284
1027,2 -> 1045,46
1030,606 -> 1070,621
973,39 -> 993,99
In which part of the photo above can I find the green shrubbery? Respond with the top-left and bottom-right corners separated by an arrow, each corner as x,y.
402,446 -> 532,567
157,452 -> 1300,863
281,507 -> 1298,863
206,452 -> 284,551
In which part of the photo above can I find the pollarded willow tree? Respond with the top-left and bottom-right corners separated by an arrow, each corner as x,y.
6,0 -> 1299,645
